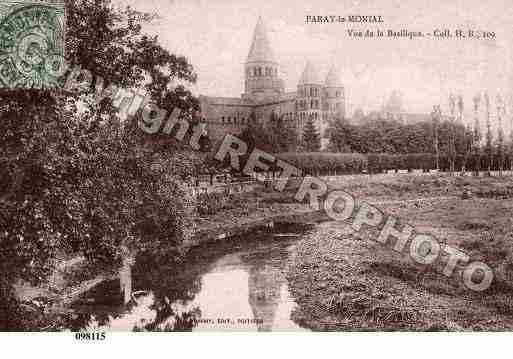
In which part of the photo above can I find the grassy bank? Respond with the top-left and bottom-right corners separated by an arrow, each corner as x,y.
287,175 -> 513,331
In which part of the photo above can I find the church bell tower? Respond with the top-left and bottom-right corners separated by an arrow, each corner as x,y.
243,17 -> 284,102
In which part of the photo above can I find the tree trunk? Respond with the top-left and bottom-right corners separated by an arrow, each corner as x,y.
119,256 -> 134,305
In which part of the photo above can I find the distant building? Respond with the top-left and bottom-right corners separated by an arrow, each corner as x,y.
199,17 -> 345,150
381,90 -> 405,122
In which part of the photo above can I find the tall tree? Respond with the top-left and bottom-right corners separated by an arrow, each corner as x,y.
472,94 -> 482,175
327,117 -> 354,153
431,105 -> 441,170
239,113 -> 273,153
496,95 -> 505,175
484,92 -> 493,175
267,111 -> 295,153
457,95 -> 471,173
448,94 -> 457,175
0,0 -> 199,329
510,112 -> 513,172
301,117 -> 321,152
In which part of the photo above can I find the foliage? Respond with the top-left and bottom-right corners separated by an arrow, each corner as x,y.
0,0 -> 200,330
276,152 -> 367,175
239,115 -> 273,154
367,153 -> 436,173
327,116 -> 471,156
301,118 -> 321,152
238,111 -> 297,155
326,118 -> 353,153
266,111 -> 297,153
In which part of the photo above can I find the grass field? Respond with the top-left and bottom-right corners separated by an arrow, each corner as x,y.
287,174 -> 513,331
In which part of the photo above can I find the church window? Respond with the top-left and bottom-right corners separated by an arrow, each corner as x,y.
258,67 -> 262,76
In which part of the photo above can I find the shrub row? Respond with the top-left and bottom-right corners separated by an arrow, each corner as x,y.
275,152 -> 368,176
273,152 -> 513,175
367,153 -> 436,173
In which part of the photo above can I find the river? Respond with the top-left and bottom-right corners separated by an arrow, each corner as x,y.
59,223 -> 313,332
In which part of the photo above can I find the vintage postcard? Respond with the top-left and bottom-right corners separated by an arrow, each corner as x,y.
1,0 -> 513,341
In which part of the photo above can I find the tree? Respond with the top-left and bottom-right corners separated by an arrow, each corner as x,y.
448,94 -> 457,175
266,111 -> 295,153
301,117 -> 321,152
0,0 -> 199,329
496,95 -> 505,175
510,113 -> 513,172
456,96 -> 471,173
431,105 -> 441,170
327,117 -> 354,153
472,94 -> 482,175
484,92 -> 493,175
239,112 -> 273,153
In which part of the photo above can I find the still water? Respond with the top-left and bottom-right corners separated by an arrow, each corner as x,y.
62,224 -> 312,332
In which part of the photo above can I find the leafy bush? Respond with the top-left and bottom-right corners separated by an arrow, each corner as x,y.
367,153 -> 436,173
276,152 -> 367,176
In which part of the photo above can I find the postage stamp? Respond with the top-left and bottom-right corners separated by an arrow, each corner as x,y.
0,0 -> 65,89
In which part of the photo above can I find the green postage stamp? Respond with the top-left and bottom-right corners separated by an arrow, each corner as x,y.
0,0 -> 65,89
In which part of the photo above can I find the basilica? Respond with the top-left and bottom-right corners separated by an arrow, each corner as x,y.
199,17 -> 346,150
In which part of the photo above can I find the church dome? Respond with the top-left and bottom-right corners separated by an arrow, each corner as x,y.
299,61 -> 321,85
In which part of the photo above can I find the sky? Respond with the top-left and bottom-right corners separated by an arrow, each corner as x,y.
117,0 -> 513,132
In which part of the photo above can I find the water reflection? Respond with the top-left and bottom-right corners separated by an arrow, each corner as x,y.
57,224 -> 312,332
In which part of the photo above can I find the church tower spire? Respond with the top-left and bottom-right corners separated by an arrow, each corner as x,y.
247,16 -> 276,63
243,17 -> 284,102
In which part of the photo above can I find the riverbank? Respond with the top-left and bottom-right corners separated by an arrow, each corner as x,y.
14,185 -> 321,316
16,174 -> 513,330
287,176 -> 513,331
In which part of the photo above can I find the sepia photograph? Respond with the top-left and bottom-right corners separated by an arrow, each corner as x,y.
1,0 -> 513,351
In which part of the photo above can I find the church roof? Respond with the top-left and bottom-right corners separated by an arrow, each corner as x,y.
299,61 -> 321,85
246,17 -> 276,63
325,65 -> 343,87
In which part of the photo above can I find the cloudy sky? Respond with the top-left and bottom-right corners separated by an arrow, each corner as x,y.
117,0 -> 513,130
